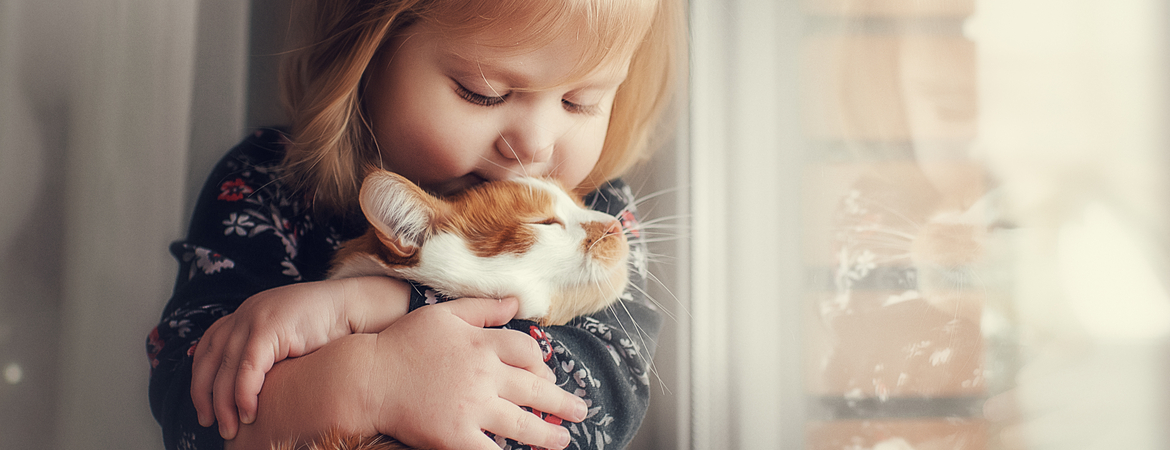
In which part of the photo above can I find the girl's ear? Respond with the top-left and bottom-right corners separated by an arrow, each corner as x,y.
358,170 -> 445,258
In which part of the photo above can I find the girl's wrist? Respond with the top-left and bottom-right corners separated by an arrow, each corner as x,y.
337,276 -> 412,334
229,333 -> 383,449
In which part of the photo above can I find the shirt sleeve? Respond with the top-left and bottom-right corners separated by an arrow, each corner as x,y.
405,180 -> 665,450
147,129 -> 322,450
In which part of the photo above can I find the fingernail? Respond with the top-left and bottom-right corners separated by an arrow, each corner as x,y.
556,427 -> 571,448
240,409 -> 254,425
574,400 -> 588,420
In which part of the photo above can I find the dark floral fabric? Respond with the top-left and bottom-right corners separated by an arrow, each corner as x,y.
148,128 -> 661,450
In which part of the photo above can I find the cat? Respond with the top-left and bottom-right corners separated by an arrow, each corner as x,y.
818,164 -> 1016,402
273,169 -> 632,450
330,169 -> 631,326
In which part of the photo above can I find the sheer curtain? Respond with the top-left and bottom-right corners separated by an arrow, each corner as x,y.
0,1 -> 214,448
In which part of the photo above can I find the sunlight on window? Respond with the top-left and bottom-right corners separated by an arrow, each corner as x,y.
1058,203 -> 1170,341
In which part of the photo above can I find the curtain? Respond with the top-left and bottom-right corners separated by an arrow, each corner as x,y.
0,1 -> 201,448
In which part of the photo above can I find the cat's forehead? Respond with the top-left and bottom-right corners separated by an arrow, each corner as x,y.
442,178 -> 564,222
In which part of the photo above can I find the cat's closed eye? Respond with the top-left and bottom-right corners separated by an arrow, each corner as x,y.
532,217 -> 565,228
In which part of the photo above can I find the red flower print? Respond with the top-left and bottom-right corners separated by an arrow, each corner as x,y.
147,327 -> 164,368
618,210 -> 641,238
218,178 -> 254,201
527,408 -> 564,448
529,326 -> 553,362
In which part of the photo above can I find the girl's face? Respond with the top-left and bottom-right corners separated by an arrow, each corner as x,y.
363,22 -> 630,196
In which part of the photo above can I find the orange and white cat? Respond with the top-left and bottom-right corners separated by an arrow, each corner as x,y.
272,169 -> 631,450
330,169 -> 630,327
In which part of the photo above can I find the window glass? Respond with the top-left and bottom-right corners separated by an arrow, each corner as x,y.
800,0 -> 1170,448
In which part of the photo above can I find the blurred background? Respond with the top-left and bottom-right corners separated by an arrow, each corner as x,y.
1,0 -> 1168,449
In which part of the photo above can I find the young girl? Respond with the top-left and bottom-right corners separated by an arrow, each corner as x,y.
147,1 -> 683,449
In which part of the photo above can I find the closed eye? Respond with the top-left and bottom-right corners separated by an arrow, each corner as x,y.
562,99 -> 602,115
455,81 -> 507,107
532,218 -> 566,229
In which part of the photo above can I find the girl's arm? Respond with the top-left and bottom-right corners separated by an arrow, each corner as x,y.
401,180 -> 665,450
227,297 -> 587,450
150,130 -> 585,450
150,129 -> 315,450
190,275 -> 411,439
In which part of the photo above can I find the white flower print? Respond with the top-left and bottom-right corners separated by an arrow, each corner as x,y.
280,259 -> 301,280
181,246 -> 235,280
628,243 -> 648,279
851,249 -> 877,280
246,206 -> 297,257
168,319 -> 194,338
844,189 -> 866,215
178,431 -> 198,450
222,213 -> 254,236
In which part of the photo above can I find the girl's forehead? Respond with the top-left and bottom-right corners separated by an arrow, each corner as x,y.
425,23 -> 633,89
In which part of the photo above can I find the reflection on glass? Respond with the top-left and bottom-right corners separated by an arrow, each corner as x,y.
801,0 -> 1168,449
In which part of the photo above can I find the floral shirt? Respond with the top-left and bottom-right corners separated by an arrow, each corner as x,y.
147,128 -> 661,450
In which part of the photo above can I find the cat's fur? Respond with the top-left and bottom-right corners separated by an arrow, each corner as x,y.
274,169 -> 631,450
330,169 -> 630,326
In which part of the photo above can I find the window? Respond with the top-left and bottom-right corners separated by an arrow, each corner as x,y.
679,0 -> 1170,448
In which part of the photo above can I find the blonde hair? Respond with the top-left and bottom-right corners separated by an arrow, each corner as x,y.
279,0 -> 685,216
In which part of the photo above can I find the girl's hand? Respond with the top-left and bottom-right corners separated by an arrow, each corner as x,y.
192,276 -> 410,440
366,297 -> 589,450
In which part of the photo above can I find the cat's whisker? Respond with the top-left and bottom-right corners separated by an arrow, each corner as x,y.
604,286 -> 668,392
641,271 -> 689,321
476,154 -> 527,178
856,197 -> 924,229
843,242 -> 914,254
586,231 -> 623,253
835,226 -> 918,241
630,186 -> 683,208
634,215 -> 690,228
624,277 -> 677,323
633,237 -> 684,244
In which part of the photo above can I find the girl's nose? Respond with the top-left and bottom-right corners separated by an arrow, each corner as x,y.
496,113 -> 556,165
496,129 -> 554,165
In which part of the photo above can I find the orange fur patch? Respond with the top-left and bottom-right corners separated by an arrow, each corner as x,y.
581,219 -> 625,263
271,429 -> 409,450
437,180 -> 557,258
332,230 -> 422,268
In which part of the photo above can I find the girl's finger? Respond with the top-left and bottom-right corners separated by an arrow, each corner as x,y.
211,330 -> 248,440
482,397 -> 572,450
191,325 -> 226,427
497,367 -> 588,424
441,432 -> 511,450
487,328 -> 552,379
234,338 -> 278,425
440,297 -> 520,328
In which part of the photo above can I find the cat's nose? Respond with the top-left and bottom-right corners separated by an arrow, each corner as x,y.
605,219 -> 622,236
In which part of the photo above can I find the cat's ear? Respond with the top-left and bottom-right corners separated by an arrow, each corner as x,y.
358,170 -> 445,258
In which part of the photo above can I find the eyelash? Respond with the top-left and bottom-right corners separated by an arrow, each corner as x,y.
562,99 -> 601,116
533,217 -> 566,228
455,83 -> 506,107
455,81 -> 601,115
